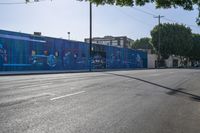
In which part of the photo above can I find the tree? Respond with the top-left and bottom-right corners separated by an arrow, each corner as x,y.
131,37 -> 155,53
132,37 -> 152,49
79,0 -> 200,25
151,23 -> 192,59
189,34 -> 200,61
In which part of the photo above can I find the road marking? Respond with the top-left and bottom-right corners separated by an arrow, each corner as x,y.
0,93 -> 56,107
50,91 -> 85,101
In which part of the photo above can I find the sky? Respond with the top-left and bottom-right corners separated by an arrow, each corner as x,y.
0,0 -> 200,41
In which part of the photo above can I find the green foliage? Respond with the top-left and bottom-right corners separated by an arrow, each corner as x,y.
131,37 -> 155,53
189,34 -> 200,60
151,23 -> 192,59
132,37 -> 152,49
79,0 -> 200,25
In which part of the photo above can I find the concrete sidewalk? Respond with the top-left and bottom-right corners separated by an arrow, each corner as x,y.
0,70 -> 89,76
0,68 -> 142,76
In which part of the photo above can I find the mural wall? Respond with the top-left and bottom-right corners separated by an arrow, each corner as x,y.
0,30 -> 147,71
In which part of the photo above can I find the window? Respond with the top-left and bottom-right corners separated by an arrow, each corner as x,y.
120,39 -> 124,46
112,40 -> 118,46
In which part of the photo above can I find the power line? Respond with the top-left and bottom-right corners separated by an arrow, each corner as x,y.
131,6 -> 200,29
1,1 -> 199,29
132,6 -> 156,17
0,2 -> 27,5
115,7 -> 153,27
162,17 -> 199,29
0,0 -> 50,5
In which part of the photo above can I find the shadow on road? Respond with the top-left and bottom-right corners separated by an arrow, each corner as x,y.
107,72 -> 200,102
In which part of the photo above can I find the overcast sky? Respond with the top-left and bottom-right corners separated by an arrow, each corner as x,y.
0,0 -> 200,41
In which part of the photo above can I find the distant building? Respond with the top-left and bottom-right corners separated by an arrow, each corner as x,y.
33,32 -> 42,36
147,54 -> 191,69
84,36 -> 133,48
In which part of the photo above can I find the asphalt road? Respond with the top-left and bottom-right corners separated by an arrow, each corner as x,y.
0,69 -> 200,133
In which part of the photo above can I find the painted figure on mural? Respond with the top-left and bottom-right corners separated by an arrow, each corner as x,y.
0,43 -> 7,67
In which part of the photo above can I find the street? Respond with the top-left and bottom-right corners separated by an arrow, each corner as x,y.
0,69 -> 200,133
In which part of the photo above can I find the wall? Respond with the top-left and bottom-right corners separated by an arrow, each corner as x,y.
147,54 -> 157,68
165,56 -> 181,68
0,30 -> 147,72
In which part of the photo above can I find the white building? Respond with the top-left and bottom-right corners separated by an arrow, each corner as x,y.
148,54 -> 157,68
84,36 -> 133,48
147,54 -> 191,68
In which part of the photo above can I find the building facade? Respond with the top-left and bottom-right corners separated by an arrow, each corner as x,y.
84,36 -> 133,48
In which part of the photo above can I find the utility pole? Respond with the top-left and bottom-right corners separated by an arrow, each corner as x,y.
89,2 -> 92,72
67,32 -> 70,40
154,15 -> 164,68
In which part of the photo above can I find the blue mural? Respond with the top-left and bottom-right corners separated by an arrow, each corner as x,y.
0,30 -> 147,72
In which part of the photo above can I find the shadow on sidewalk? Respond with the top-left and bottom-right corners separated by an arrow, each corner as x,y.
107,72 -> 200,102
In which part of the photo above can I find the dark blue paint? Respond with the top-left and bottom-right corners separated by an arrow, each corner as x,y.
0,29 -> 147,72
